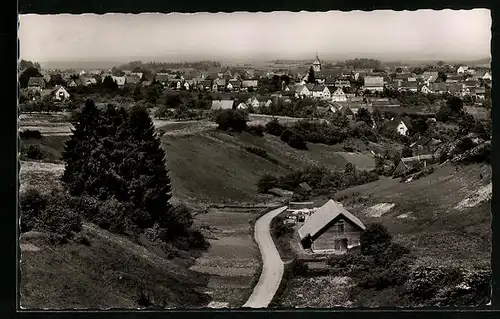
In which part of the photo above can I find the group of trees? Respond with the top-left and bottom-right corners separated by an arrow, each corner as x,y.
20,99 -> 206,249
118,60 -> 221,72
257,74 -> 291,94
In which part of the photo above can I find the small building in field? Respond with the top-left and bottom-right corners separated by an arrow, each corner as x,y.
393,154 -> 435,177
298,199 -> 366,254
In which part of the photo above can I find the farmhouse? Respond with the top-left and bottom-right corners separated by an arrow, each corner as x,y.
298,199 -> 366,254
311,85 -> 330,99
52,85 -> 70,101
387,119 -> 409,136
393,154 -> 435,177
27,77 -> 46,90
331,87 -> 347,102
294,84 -> 311,98
242,79 -> 258,89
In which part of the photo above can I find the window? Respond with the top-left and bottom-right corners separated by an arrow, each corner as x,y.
335,220 -> 345,233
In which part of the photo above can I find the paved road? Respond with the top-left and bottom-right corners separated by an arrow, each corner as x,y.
243,206 -> 288,308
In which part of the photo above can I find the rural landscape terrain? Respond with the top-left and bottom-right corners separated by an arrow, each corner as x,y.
19,10 -> 492,309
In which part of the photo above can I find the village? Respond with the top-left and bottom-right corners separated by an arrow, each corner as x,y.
18,9 -> 492,310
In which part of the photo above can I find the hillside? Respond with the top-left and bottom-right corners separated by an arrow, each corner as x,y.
333,162 -> 491,268
20,223 -> 211,309
161,128 -> 376,207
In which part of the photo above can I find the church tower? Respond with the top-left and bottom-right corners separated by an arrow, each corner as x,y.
312,53 -> 321,72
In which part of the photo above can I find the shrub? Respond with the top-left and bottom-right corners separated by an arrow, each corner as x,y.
19,188 -> 47,232
214,109 -> 248,132
25,145 -> 43,160
265,118 -> 285,136
158,203 -> 194,238
172,228 -> 210,251
292,259 -> 309,276
245,146 -> 268,158
257,174 -> 279,193
246,125 -> 265,136
272,217 -> 294,238
96,197 -> 138,234
280,129 -> 295,143
456,137 -> 475,153
20,129 -> 42,139
376,242 -> 411,267
360,223 -> 392,256
287,132 -> 308,150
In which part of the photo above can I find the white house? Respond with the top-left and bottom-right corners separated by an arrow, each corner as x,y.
311,85 -> 330,99
112,76 -> 126,87
457,66 -> 469,74
211,100 -> 234,110
53,85 -> 70,101
363,76 -> 384,92
236,102 -> 248,110
390,119 -> 409,136
482,72 -> 492,81
183,81 -> 190,90
420,85 -> 433,94
331,87 -> 347,102
294,85 -> 311,98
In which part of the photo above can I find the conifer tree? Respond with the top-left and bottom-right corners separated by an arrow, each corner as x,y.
125,106 -> 172,227
61,99 -> 100,196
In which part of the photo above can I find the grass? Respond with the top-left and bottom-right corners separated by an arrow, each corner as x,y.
20,135 -> 69,163
20,223 -> 211,309
332,162 -> 492,269
190,207 -> 266,307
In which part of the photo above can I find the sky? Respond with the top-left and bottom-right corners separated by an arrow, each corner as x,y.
19,9 -> 491,65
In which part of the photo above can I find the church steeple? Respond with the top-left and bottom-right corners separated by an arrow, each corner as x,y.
313,52 -> 321,72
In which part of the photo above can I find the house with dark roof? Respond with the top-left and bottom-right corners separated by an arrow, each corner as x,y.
213,79 -> 227,91
242,79 -> 258,89
298,199 -> 366,254
363,76 -> 384,92
393,154 -> 436,177
125,75 -> 141,85
27,77 -> 46,90
431,82 -> 448,94
311,85 -> 330,99
227,80 -> 241,91
386,118 -> 410,136
331,87 -> 347,102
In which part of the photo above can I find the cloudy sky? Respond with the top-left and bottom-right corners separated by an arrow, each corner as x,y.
19,9 -> 491,63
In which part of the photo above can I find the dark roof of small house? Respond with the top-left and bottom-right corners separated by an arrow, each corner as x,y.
27,77 -> 45,87
298,199 -> 366,240
410,137 -> 432,148
215,79 -> 226,86
400,154 -> 434,164
305,84 -> 315,90
229,80 -> 241,86
311,84 -> 327,92
299,182 -> 312,191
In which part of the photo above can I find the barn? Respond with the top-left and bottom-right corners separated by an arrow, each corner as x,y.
298,199 -> 366,254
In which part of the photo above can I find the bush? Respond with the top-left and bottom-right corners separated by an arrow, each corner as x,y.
376,242 -> 411,267
214,109 -> 248,132
25,145 -> 43,160
280,129 -> 295,143
292,259 -> 309,276
456,137 -> 475,153
360,223 -> 392,256
246,125 -> 265,136
257,174 -> 279,193
20,129 -> 42,139
265,118 -> 285,136
20,188 -> 47,232
96,198 -> 139,234
287,132 -> 308,150
158,203 -> 194,238
172,228 -> 210,251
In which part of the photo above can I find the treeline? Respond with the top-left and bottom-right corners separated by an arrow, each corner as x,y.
336,58 -> 383,70
21,100 -> 208,251
119,60 -> 221,71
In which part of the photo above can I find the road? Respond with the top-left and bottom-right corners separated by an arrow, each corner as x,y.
243,206 -> 288,308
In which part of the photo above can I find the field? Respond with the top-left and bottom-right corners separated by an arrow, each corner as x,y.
464,105 -> 490,120
190,207 -> 269,307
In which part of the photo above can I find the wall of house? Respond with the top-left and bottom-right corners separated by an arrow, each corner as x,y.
311,217 -> 363,252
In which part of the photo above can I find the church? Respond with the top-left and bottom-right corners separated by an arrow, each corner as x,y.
312,53 -> 321,72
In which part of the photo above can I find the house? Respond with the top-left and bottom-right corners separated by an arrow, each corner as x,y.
331,87 -> 347,102
198,80 -> 212,91
446,75 -> 462,83
393,154 -> 435,177
242,79 -> 258,89
52,85 -> 70,101
294,85 -> 311,98
457,66 -> 469,74
363,76 -> 384,92
131,72 -> 143,79
334,80 -> 351,88
169,80 -> 182,90
431,82 -> 448,94
227,80 -> 241,91
298,199 -> 366,254
27,77 -> 46,90
256,96 -> 273,107
401,81 -> 418,92
311,85 -> 330,99
481,71 -> 492,81
211,99 -> 234,110
448,83 -> 465,97
336,104 -> 354,118
420,85 -> 433,94
66,78 -> 81,88
213,79 -> 226,91
387,119 -> 409,136
155,74 -> 171,86
112,76 -> 126,87
299,182 -> 312,192
410,137 -> 441,155
81,76 -> 97,86
474,87 -> 486,100
236,102 -> 248,110
125,75 -> 141,85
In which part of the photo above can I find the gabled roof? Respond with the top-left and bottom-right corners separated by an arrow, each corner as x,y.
409,137 -> 432,148
298,199 -> 366,240
294,84 -> 308,93
299,182 -> 312,191
211,100 -> 234,110
311,84 -> 327,92
27,77 -> 45,87
215,79 -> 226,86
305,83 -> 315,90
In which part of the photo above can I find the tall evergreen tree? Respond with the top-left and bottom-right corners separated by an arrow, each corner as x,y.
125,106 -> 172,227
307,66 -> 316,84
61,99 -> 101,196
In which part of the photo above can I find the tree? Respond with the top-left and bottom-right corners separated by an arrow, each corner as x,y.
61,99 -> 101,196
265,118 -> 285,136
133,85 -> 143,102
360,223 -> 392,256
356,108 -> 373,127
214,109 -> 248,132
19,67 -> 43,88
49,74 -> 66,87
102,76 -> 118,91
257,174 -> 279,193
437,71 -> 447,83
401,146 -> 413,158
307,66 -> 316,84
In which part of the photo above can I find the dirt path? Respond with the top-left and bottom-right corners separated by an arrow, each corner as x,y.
243,206 -> 288,308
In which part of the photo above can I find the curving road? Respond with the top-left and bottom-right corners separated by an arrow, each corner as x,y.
243,206 -> 288,308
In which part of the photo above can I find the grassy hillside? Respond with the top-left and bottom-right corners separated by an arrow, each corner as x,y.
20,135 -> 69,163
161,129 -> 375,207
20,223 -> 211,309
333,162 -> 492,268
